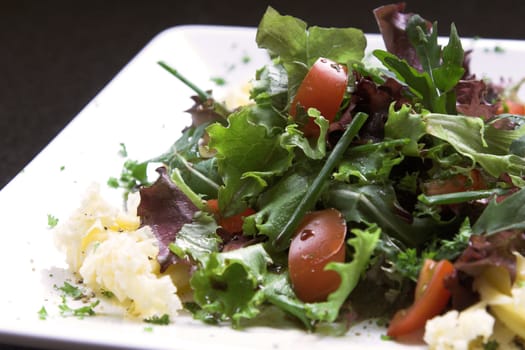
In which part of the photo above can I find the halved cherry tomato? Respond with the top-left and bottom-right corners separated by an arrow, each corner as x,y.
423,169 -> 485,196
497,99 -> 525,115
289,57 -> 348,137
387,259 -> 455,338
288,208 -> 347,302
206,199 -> 255,233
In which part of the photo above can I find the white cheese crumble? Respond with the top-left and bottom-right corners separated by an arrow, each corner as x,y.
54,184 -> 183,319
424,304 -> 494,350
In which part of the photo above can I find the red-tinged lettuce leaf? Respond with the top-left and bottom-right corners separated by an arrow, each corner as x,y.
454,230 -> 525,282
373,2 -> 431,71
138,167 -> 199,271
350,76 -> 411,142
185,95 -> 226,128
456,80 -> 498,120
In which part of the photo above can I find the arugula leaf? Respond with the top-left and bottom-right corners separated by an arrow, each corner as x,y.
243,165 -> 317,242
473,188 -> 525,235
323,183 -> 458,246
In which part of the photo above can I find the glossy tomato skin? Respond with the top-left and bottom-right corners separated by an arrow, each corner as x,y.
387,259 -> 455,338
290,57 -> 348,137
288,208 -> 347,302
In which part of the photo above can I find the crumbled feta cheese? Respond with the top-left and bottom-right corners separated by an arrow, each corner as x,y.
80,226 -> 182,318
424,304 -> 494,350
54,184 -> 183,319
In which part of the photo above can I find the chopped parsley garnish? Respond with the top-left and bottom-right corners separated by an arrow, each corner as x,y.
483,340 -> 499,350
380,334 -> 393,341
144,314 -> 170,325
59,297 -> 100,318
57,281 -> 84,299
210,76 -> 227,86
100,289 -> 115,298
47,214 -> 59,228
38,306 -> 48,320
118,142 -> 128,157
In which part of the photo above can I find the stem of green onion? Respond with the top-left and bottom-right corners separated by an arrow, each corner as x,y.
273,112 -> 368,251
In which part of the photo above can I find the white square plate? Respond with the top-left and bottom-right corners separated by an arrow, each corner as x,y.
1,25 -> 524,350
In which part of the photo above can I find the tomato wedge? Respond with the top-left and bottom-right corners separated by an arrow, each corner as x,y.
498,99 -> 525,115
387,259 -> 454,338
289,57 -> 348,137
288,208 -> 347,302
422,169 -> 485,196
206,199 -> 255,233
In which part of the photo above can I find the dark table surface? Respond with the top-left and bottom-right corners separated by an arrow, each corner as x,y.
1,0 -> 525,349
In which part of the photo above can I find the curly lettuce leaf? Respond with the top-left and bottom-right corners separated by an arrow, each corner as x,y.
333,139 -> 407,184
384,104 -> 426,156
305,225 -> 380,321
169,211 -> 220,262
280,108 -> 329,160
207,107 -> 294,217
256,6 -> 366,99
425,113 -> 525,177
189,244 -> 272,327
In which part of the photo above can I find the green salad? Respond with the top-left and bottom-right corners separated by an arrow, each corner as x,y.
108,3 -> 525,348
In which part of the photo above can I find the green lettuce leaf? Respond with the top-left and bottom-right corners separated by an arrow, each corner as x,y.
255,6 -> 366,98
280,108 -> 329,160
323,183 -> 460,246
425,113 -> 525,177
305,224 -> 380,322
189,243 -> 272,327
334,139 -> 407,184
373,19 -> 464,114
169,211 -> 220,262
384,104 -> 426,156
207,107 -> 294,216
472,188 -> 525,235
243,164 -> 318,241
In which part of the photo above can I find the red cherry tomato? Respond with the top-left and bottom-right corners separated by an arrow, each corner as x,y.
289,57 -> 348,137
387,259 -> 455,338
288,208 -> 347,302
206,199 -> 255,233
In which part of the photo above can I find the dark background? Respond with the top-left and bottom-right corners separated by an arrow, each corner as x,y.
1,0 -> 524,349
